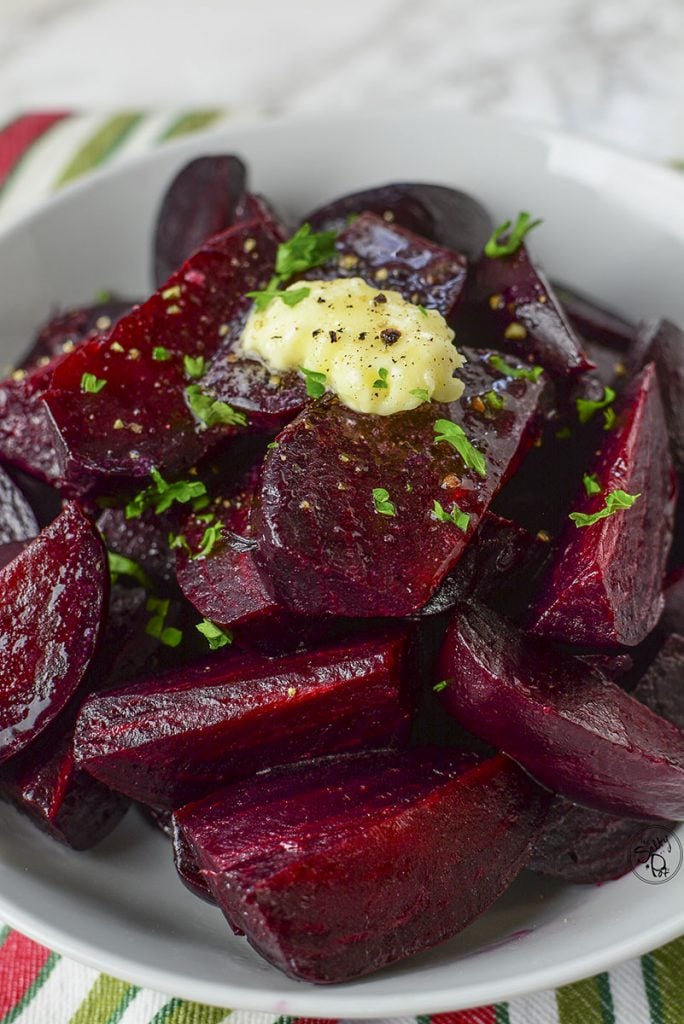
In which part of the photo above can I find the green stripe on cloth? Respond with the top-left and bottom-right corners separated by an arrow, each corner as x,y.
67,975 -> 139,1024
0,951 -> 59,1024
149,998 -> 229,1024
160,110 -> 224,142
495,1004 -> 511,1024
54,112 -> 144,187
556,973 -> 615,1024
650,937 -> 684,1024
0,926 -> 10,948
642,952 -> 665,1024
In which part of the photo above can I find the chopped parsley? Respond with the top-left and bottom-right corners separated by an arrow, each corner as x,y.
417,304 -> 429,317
125,467 -> 208,519
300,367 -> 327,399
576,386 -> 616,425
484,390 -> 504,411
569,489 -> 641,528
432,499 -> 470,532
80,372 -> 107,394
183,354 -> 205,379
246,283 -> 311,312
152,346 -> 172,361
266,441 -> 279,450
373,367 -> 389,390
433,679 -> 449,692
410,388 -> 430,404
275,223 -> 337,280
96,289 -> 111,303
185,384 -> 247,428
372,487 -> 397,516
488,354 -> 544,382
603,407 -> 617,431
433,419 -> 487,478
168,530 -> 191,554
196,618 -> 233,650
484,211 -> 543,258
583,473 -> 602,496
145,597 -> 183,648
107,551 -> 153,589
191,521 -> 224,560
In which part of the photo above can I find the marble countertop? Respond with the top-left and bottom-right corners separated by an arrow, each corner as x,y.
1,0 -> 684,162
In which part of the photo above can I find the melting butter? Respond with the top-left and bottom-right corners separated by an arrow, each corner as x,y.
239,277 -> 465,415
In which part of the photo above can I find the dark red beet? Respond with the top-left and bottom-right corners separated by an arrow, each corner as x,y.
304,182 -> 493,262
661,568 -> 684,634
172,821 -> 217,904
309,212 -> 467,321
173,749 -> 550,984
75,630 -> 413,810
154,156 -> 248,286
0,502 -> 107,763
530,364 -> 675,647
98,507 -> 177,591
461,245 -> 592,377
629,319 -> 684,472
253,349 -> 545,618
19,297 -> 135,370
44,220 -> 280,495
0,464 -> 37,544
0,355 -> 66,483
632,633 -> 684,730
6,468 -> 62,528
437,602 -> 684,821
554,283 -> 636,353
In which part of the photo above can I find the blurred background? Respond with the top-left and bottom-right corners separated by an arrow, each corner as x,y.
1,0 -> 683,162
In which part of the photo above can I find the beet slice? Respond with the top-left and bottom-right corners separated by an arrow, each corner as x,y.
0,355 -> 67,483
554,283 -> 636,353
529,363 -> 676,647
75,629 -> 413,810
304,182 -> 493,262
0,465 -> 37,544
253,349 -> 545,618
173,749 -> 550,983
172,821 -> 217,904
0,502 -> 107,763
98,507 -> 177,591
437,602 -> 684,821
44,219 -> 280,495
154,156 -> 248,286
461,244 -> 592,377
629,319 -> 684,473
19,297 -> 135,371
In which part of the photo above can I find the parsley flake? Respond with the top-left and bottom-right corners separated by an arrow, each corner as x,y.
275,223 -> 337,280
107,551 -> 153,589
196,618 -> 233,650
192,521 -> 224,560
152,346 -> 171,361
583,473 -> 602,497
372,487 -> 397,517
484,211 -> 543,258
183,354 -> 205,379
125,467 -> 208,519
603,407 -> 617,431
432,499 -> 470,532
484,390 -> 504,411
410,388 -> 430,404
489,354 -> 544,382
185,384 -> 247,428
569,489 -> 641,528
373,367 -> 389,390
433,419 -> 486,478
80,372 -> 107,394
246,284 -> 311,312
301,367 -> 327,399
168,531 -> 191,554
433,679 -> 449,693
417,304 -> 429,317
145,597 -> 183,648
576,386 -> 616,425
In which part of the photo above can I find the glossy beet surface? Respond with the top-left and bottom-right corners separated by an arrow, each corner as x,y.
304,182 -> 493,262
44,219 -> 280,494
0,465 -> 37,544
75,630 -> 413,809
438,603 -> 684,821
554,283 -> 636,352
629,319 -> 684,472
0,355 -> 66,483
173,750 -> 550,984
530,363 -> 675,647
19,297 -> 135,370
254,349 -> 545,617
462,244 -> 592,377
0,502 -> 107,763
154,156 -> 248,285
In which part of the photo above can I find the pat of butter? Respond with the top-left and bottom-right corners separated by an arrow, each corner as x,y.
239,277 -> 465,415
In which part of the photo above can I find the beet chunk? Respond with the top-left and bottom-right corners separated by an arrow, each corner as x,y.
75,630 -> 413,810
44,219 -> 280,495
629,319 -> 684,472
173,750 -> 550,984
554,283 -> 636,353
530,363 -> 675,647
0,355 -> 66,483
172,821 -> 217,904
438,603 -> 684,821
0,502 -> 107,763
19,297 -> 135,371
253,349 -> 545,618
154,155 -> 248,285
304,182 -> 493,262
0,465 -> 37,544
461,244 -> 592,377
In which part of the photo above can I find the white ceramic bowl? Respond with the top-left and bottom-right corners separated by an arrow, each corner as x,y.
0,111 -> 683,1016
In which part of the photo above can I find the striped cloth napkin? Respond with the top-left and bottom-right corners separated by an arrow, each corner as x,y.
0,112 -> 683,1024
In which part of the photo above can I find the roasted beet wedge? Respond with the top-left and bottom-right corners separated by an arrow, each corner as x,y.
19,296 -> 135,370
461,244 -> 592,377
554,283 -> 636,353
98,507 -> 177,591
530,363 -> 676,647
173,749 -> 550,984
304,182 -> 493,262
74,630 -> 413,809
629,319 -> 684,472
0,355 -> 67,483
172,821 -> 217,904
0,502 -> 107,763
44,220 -> 280,494
438,603 -> 684,821
253,349 -> 545,618
0,465 -> 37,544
310,212 -> 467,320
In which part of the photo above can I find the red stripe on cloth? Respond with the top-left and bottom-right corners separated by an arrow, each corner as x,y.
432,1009 -> 497,1024
0,931 -> 53,1017
0,112 -> 70,188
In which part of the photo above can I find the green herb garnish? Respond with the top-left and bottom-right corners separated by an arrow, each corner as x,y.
275,223 -> 337,280
603,407 -> 617,431
432,499 -> 470,532
107,551 -> 153,589
433,679 -> 449,693
300,367 -> 327,399
80,372 -> 107,394
196,618 -> 233,650
246,284 -> 311,312
489,354 -> 544,382
183,354 -> 205,379
556,426 -> 573,440
191,521 -> 223,560
125,467 -> 207,519
185,384 -> 247,428
484,211 -> 543,258
583,473 -> 602,496
168,531 -> 191,554
484,390 -> 504,411
372,487 -> 397,517
576,386 -> 616,425
417,304 -> 429,317
433,419 -> 487,478
373,367 -> 389,390
96,289 -> 111,303
569,489 -> 640,528
145,597 -> 183,648
266,441 -> 279,450
152,346 -> 172,362
410,388 -> 430,404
